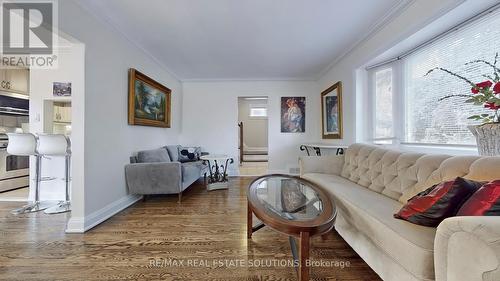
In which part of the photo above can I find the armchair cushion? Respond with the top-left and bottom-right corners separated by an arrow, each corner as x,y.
137,148 -> 171,163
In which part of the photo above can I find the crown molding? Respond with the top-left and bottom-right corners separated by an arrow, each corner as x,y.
314,0 -> 415,81
181,77 -> 316,83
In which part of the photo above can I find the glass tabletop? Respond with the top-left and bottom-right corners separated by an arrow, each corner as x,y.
254,176 -> 323,221
200,154 -> 230,161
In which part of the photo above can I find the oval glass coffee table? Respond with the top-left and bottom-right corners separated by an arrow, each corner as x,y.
247,174 -> 337,281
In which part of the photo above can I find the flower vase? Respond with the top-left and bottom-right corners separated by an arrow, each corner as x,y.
468,123 -> 500,156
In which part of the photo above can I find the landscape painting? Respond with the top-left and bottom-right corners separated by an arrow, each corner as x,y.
128,69 -> 171,128
321,81 -> 342,139
281,97 -> 305,133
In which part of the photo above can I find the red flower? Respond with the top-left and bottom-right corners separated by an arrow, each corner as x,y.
494,82 -> 500,93
476,80 -> 493,89
471,87 -> 479,94
484,102 -> 500,110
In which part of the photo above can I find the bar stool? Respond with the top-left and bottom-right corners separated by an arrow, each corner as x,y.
38,134 -> 71,214
7,133 -> 53,214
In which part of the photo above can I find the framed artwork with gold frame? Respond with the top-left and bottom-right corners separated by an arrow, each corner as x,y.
128,68 -> 171,128
321,81 -> 342,139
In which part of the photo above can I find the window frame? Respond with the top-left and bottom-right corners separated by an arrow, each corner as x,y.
367,60 -> 403,145
368,57 -> 480,149
363,5 -> 500,152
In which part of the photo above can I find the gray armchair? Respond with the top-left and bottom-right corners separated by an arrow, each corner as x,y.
125,145 -> 207,202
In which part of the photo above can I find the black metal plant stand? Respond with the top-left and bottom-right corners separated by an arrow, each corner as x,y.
202,156 -> 234,191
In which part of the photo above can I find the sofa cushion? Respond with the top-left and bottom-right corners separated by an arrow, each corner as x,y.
137,148 -> 171,163
165,145 -> 181,162
302,172 -> 436,280
458,180 -> 500,216
394,177 -> 483,227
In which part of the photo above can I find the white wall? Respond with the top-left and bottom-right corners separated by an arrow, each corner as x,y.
57,0 -> 183,232
181,81 -> 319,174
238,97 -> 268,149
317,0 -> 465,144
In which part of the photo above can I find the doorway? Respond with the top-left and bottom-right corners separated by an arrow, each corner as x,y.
238,97 -> 268,176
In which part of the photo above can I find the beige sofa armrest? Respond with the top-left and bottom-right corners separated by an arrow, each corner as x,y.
435,216 -> 500,281
299,155 -> 344,177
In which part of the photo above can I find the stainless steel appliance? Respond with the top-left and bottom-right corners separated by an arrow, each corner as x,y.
0,92 -> 30,193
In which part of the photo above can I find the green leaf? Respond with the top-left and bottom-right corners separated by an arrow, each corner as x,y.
465,98 -> 475,103
468,115 -> 480,119
481,114 -> 490,117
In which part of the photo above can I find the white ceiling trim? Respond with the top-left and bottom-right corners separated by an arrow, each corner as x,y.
314,0 -> 415,81
74,1 -> 182,82
181,77 -> 316,83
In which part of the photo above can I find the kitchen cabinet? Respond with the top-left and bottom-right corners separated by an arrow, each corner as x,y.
0,69 -> 29,94
53,102 -> 71,123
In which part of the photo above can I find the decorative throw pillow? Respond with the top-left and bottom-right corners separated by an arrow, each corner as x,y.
457,180 -> 500,216
394,177 -> 483,227
177,146 -> 201,162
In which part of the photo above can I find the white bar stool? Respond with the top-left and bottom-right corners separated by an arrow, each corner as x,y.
38,134 -> 72,214
7,133 -> 53,214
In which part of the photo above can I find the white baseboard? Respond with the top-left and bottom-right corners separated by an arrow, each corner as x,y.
65,194 -> 142,233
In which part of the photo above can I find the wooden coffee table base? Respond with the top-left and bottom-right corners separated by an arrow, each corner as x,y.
246,175 -> 336,281
247,204 -> 311,281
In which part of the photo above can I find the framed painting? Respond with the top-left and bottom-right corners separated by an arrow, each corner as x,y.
128,68 -> 171,128
53,82 -> 71,97
321,81 -> 342,139
281,97 -> 305,133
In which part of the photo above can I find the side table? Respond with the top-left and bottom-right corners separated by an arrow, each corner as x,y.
200,154 -> 234,191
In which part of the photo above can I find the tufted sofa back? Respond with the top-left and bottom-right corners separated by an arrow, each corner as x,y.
340,143 -> 500,203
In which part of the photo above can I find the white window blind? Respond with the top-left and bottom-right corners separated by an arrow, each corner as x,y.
374,68 -> 394,141
404,9 -> 500,145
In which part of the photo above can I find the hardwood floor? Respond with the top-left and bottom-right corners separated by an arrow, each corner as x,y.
0,177 -> 380,281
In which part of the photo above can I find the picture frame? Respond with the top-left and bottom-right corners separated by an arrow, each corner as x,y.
281,96 -> 306,133
128,68 -> 171,128
321,81 -> 342,139
53,82 -> 71,97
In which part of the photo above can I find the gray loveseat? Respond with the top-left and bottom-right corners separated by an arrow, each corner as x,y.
125,145 -> 207,202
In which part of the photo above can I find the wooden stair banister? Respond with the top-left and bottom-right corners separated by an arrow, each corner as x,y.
238,122 -> 243,165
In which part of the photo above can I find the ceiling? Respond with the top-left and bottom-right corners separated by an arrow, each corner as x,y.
80,0 -> 405,81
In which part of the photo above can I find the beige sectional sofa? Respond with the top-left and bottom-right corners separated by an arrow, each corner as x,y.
299,143 -> 500,281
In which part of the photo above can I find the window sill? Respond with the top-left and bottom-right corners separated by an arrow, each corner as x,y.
397,143 -> 478,156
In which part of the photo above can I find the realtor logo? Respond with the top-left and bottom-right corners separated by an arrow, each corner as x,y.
1,1 -> 53,54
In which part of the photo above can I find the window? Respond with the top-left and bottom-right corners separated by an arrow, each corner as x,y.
370,8 -> 500,146
249,105 -> 267,118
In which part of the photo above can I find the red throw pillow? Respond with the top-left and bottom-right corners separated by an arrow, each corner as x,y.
457,180 -> 500,216
394,177 -> 483,227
